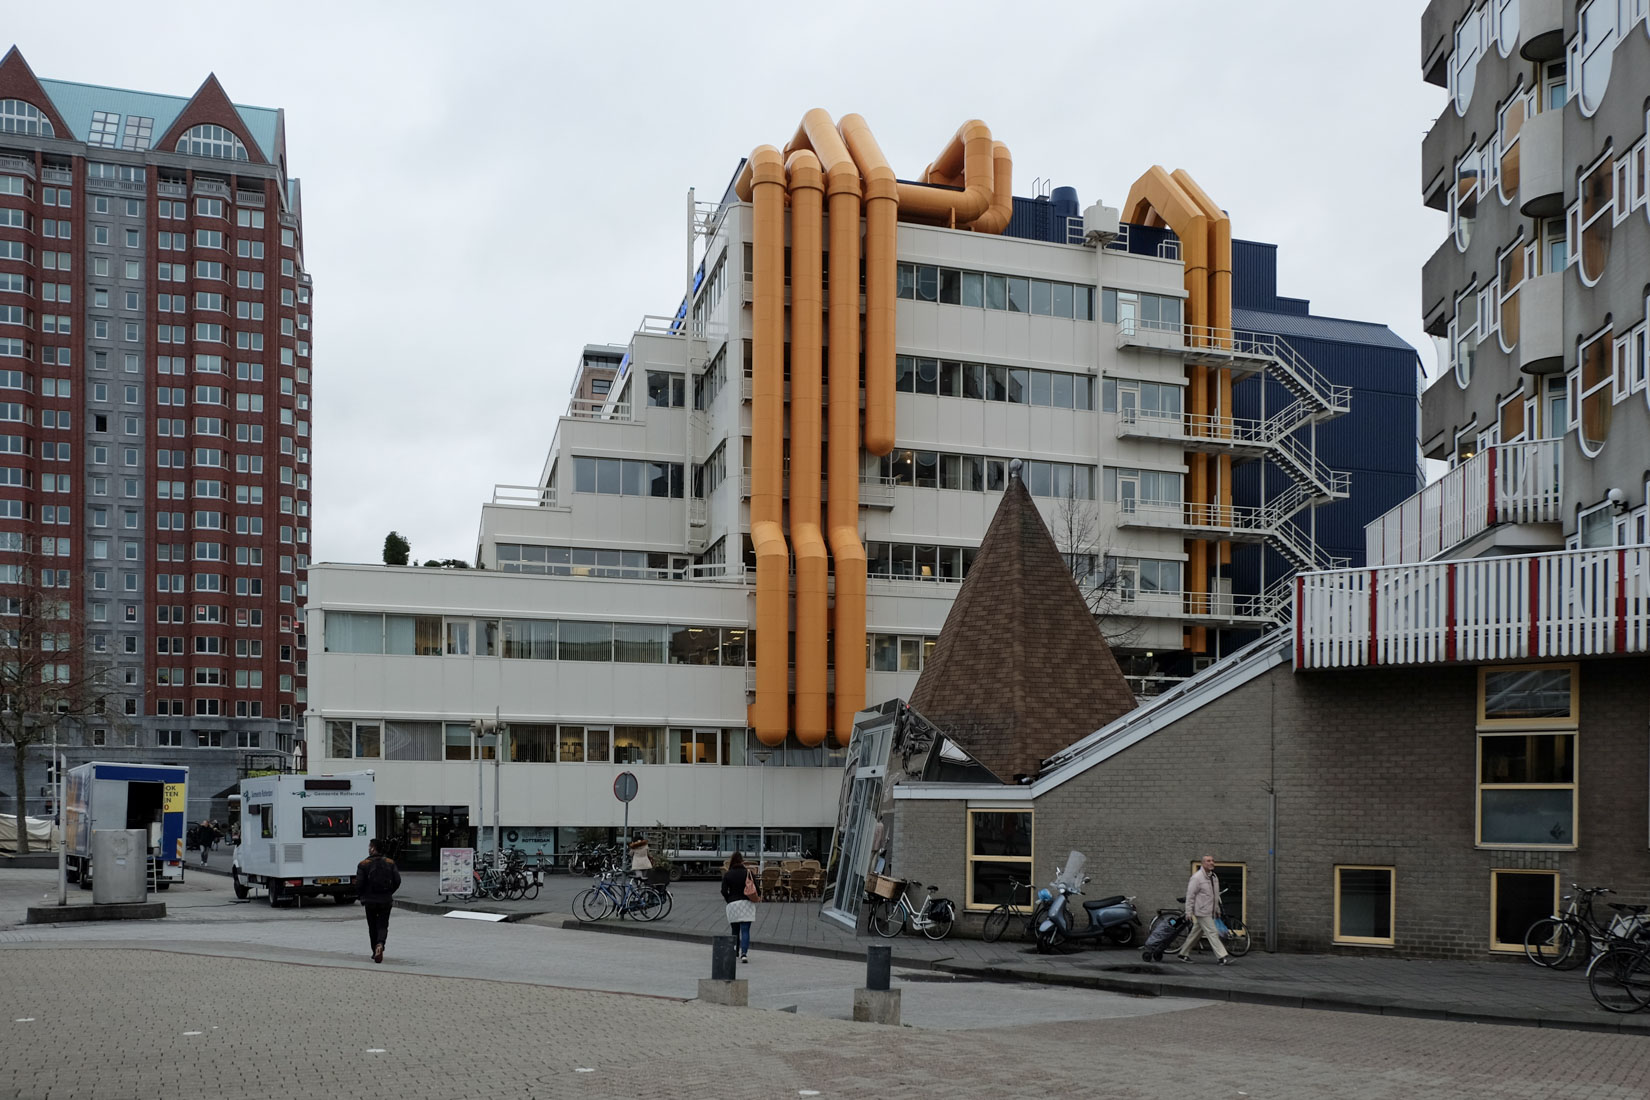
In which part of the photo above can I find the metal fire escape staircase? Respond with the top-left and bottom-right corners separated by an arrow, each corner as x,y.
1115,321 -> 1352,623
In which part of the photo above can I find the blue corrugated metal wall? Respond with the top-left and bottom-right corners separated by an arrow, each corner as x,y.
1225,240 -> 1422,646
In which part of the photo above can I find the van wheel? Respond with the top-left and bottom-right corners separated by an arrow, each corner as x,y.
232,871 -> 249,900
268,880 -> 284,907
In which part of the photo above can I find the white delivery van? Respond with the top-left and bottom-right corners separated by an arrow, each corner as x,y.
229,772 -> 374,907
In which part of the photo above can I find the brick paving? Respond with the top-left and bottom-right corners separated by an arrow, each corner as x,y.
5,948 -> 1650,1100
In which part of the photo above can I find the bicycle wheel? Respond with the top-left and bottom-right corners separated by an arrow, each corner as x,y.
521,878 -> 541,902
1524,917 -> 1577,968
870,899 -> 905,938
982,904 -> 1013,944
1225,920 -> 1253,958
922,908 -> 954,941
572,888 -> 611,923
1552,924 -> 1592,971
633,887 -> 666,922
1588,945 -> 1650,1012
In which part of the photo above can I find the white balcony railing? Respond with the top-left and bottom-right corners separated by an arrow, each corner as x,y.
1295,545 -> 1650,669
566,398 -> 634,421
1364,440 -> 1564,566
491,483 -> 562,508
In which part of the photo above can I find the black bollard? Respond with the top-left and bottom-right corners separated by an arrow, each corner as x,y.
866,944 -> 891,991
712,935 -> 738,981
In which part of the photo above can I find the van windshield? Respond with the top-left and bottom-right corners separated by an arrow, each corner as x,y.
301,807 -> 353,838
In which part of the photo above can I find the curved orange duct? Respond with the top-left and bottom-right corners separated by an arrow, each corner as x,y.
790,113 -> 872,747
1123,166 -> 1217,654
897,119 -> 995,227
786,149 -> 829,747
1172,169 -> 1235,564
969,140 -> 1014,234
837,114 -> 898,457
748,145 -> 790,746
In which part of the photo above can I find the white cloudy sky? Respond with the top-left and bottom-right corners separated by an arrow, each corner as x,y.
17,1 -> 1442,565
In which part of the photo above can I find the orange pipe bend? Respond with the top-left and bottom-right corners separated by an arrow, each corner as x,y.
837,114 -> 898,456
749,145 -> 790,746
786,150 -> 829,747
969,140 -> 1014,234
900,119 -> 994,225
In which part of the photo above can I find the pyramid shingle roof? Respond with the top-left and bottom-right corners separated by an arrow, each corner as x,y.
908,469 -> 1137,781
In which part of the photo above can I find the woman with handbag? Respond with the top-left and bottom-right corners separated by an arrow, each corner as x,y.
720,850 -> 759,962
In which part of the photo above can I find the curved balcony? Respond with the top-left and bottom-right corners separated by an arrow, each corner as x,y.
1517,0 -> 1565,60
1517,272 -> 1565,374
1518,108 -> 1564,218
1421,116 -> 1451,211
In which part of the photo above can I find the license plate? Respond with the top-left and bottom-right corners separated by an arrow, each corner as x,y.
316,877 -> 340,885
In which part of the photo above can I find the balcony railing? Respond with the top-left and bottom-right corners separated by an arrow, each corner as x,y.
1295,546 -> 1650,669
491,483 -> 562,508
566,398 -> 634,421
1365,440 -> 1563,566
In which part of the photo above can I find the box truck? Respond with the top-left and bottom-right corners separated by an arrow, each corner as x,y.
63,761 -> 188,891
230,771 -> 374,906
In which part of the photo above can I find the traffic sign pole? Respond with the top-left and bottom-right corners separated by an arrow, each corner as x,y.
613,772 -> 639,854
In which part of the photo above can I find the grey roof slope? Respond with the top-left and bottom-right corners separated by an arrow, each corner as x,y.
1234,307 -> 1416,352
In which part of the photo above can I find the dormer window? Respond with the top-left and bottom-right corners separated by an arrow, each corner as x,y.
176,124 -> 248,162
0,99 -> 53,137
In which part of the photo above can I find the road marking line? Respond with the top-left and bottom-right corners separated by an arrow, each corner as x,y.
366,1048 -> 387,1053
183,1031 -> 202,1036
14,1018 -> 35,1022
575,1068 -> 594,1073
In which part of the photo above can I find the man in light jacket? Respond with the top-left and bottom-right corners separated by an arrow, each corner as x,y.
1177,854 -> 1231,965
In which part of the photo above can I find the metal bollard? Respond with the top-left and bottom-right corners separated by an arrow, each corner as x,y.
866,944 -> 891,992
711,934 -> 738,981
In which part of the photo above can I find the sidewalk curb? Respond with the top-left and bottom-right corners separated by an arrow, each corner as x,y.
558,920 -> 1650,1035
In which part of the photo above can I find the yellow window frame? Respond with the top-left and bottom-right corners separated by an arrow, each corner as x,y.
1477,662 -> 1578,730
1489,869 -> 1560,952
1333,865 -> 1396,947
1475,731 -> 1578,849
964,806 -> 1033,912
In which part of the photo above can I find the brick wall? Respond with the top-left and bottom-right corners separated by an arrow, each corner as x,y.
891,655 -> 1650,959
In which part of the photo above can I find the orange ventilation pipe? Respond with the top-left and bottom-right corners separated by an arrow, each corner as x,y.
786,149 -> 829,747
899,119 -> 994,227
968,141 -> 1014,234
1172,170 -> 1235,564
748,145 -> 790,746
1123,166 -> 1217,652
838,113 -> 899,457
785,110 -> 870,747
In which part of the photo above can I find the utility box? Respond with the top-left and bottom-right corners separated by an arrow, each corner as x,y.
91,829 -> 149,904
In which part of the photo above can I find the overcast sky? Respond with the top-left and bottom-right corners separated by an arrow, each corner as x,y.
16,1 -> 1441,566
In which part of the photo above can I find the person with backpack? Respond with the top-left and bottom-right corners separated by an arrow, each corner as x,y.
357,838 -> 402,964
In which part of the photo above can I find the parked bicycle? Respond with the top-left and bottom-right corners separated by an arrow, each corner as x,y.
1524,885 -> 1649,970
868,882 -> 955,941
572,870 -> 670,923
1144,889 -> 1252,959
982,877 -> 1049,943
1588,940 -> 1650,1013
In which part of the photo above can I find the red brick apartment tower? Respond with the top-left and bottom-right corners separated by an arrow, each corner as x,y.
0,47 -> 311,810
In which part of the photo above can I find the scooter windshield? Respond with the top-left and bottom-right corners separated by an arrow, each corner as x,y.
1056,850 -> 1087,891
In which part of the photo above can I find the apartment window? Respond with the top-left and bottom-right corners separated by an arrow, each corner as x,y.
1490,870 -> 1559,952
645,371 -> 686,408
1333,866 -> 1395,946
1577,325 -> 1614,456
177,124 -> 248,161
572,456 -> 685,498
1477,664 -> 1577,847
966,809 -> 1033,910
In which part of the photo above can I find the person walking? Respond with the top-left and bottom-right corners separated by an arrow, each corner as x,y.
1176,854 -> 1231,965
357,838 -> 402,964
720,850 -> 759,963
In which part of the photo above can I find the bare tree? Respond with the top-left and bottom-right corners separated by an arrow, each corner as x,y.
1050,488 -> 1146,649
2,567 -> 125,853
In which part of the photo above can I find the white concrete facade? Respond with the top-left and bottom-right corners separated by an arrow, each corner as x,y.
306,185 -> 1302,847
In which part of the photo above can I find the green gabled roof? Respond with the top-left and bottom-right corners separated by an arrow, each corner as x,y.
36,77 -> 278,162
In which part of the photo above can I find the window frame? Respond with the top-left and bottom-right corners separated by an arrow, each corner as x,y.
1489,869 -> 1560,952
1332,864 -> 1397,947
1476,663 -> 1578,850
964,806 -> 1034,912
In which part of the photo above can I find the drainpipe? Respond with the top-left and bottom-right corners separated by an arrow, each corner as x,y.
787,149 -> 829,747
749,145 -> 790,746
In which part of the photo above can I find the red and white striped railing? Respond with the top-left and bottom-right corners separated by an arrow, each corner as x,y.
1365,440 -> 1564,566
1295,545 -> 1650,669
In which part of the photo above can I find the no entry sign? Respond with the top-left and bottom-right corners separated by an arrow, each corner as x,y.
613,771 -> 639,803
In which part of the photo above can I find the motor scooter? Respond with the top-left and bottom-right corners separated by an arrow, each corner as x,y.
1034,851 -> 1141,954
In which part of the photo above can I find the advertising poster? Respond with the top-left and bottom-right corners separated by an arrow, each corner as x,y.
439,847 -> 474,896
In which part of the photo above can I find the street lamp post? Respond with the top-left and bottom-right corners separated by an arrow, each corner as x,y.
752,749 -> 772,873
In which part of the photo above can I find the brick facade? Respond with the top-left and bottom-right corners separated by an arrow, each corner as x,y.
892,655 -> 1650,958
